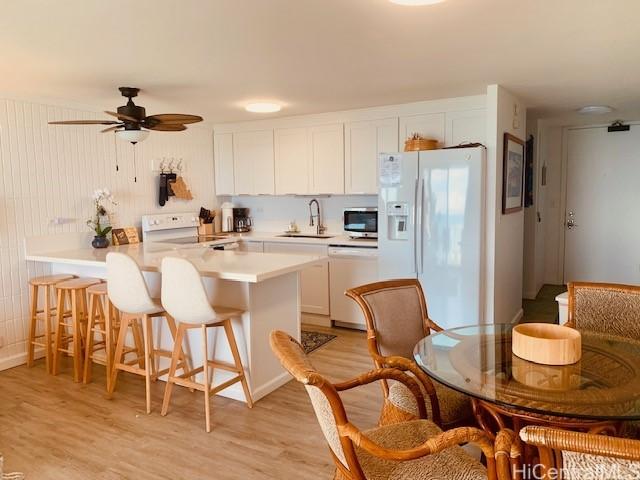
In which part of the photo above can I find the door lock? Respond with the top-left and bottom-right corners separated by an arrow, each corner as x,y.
566,211 -> 578,230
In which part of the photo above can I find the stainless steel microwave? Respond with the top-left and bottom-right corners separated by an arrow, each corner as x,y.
343,207 -> 378,238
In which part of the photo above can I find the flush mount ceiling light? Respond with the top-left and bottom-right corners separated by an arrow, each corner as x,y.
389,0 -> 446,5
245,102 -> 282,113
577,105 -> 614,115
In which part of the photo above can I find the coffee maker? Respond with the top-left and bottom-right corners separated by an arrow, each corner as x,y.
233,208 -> 252,232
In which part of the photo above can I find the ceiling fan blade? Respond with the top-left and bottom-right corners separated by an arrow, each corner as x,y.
101,125 -> 123,133
145,114 -> 203,125
145,123 -> 187,131
105,110 -> 139,123
48,120 -> 121,125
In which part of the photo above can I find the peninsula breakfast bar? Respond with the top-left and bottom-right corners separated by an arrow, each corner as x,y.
25,236 -> 325,403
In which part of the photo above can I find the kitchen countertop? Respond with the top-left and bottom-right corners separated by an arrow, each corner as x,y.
25,243 -> 325,283
225,231 -> 378,248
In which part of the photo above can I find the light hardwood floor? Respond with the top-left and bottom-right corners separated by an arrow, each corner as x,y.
0,325 -> 381,479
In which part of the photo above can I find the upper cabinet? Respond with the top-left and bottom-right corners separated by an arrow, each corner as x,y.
273,123 -> 344,195
399,112 -> 446,147
213,98 -> 486,197
274,127 -> 310,195
309,124 -> 344,194
344,118 -> 398,194
233,130 -> 275,195
214,133 -> 235,195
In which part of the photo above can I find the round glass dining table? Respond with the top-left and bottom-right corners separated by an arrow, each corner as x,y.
413,324 -> 640,420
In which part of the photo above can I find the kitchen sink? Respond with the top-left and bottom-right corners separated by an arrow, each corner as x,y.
277,233 -> 336,239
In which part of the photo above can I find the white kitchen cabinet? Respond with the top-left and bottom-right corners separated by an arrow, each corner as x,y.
263,242 -> 329,315
399,112 -> 445,147
344,118 -> 398,194
274,127 -> 310,195
309,124 -> 344,194
233,130 -> 275,195
445,109 -> 486,146
238,241 -> 264,252
214,133 -> 235,195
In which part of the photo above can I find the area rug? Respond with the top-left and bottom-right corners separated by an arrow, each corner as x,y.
301,330 -> 337,354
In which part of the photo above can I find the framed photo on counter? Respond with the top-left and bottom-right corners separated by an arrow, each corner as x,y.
502,133 -> 525,214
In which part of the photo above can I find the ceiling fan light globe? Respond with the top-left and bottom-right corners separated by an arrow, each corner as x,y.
116,129 -> 149,143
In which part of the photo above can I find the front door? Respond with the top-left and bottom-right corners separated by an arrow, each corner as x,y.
563,125 -> 640,284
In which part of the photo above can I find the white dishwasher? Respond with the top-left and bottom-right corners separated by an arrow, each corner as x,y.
329,245 -> 378,330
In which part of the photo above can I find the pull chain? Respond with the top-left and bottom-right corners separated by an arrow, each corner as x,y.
133,143 -> 137,182
113,132 -> 119,172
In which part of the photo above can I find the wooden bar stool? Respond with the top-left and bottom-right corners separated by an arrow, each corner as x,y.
160,256 -> 253,432
83,282 -> 128,390
52,277 -> 102,382
106,252 -> 189,414
27,274 -> 76,373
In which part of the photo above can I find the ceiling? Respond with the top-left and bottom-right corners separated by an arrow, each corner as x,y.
1,0 -> 639,123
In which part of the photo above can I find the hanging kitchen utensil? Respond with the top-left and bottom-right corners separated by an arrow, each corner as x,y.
159,173 -> 169,206
171,177 -> 193,200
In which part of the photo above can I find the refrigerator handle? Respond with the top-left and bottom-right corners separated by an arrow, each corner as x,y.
416,177 -> 424,275
413,178 -> 419,274
419,177 -> 425,274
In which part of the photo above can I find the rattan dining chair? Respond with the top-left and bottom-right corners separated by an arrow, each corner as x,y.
346,279 -> 472,429
520,425 -> 640,479
269,330 -> 518,480
567,282 -> 640,339
567,281 -> 640,439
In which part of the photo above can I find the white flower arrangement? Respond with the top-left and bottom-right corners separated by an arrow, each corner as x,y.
87,188 -> 117,237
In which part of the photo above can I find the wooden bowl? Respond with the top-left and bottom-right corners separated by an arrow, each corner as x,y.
511,354 -> 581,391
512,323 -> 582,365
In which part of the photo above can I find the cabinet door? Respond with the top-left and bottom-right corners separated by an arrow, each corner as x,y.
309,124 -> 345,194
263,242 -> 329,315
445,109 -> 485,146
344,118 -> 398,194
274,127 -> 310,195
214,133 -> 235,195
399,113 -> 445,148
233,130 -> 275,194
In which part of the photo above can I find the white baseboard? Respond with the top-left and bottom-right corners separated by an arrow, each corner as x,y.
0,352 -> 27,371
511,308 -> 524,324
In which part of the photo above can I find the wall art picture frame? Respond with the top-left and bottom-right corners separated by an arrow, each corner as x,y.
502,132 -> 525,214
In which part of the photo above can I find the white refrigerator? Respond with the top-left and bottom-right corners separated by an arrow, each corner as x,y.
378,147 -> 485,329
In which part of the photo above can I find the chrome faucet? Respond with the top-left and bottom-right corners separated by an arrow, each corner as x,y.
308,198 -> 326,235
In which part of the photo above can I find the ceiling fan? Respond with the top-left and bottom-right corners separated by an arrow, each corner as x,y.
48,87 -> 203,143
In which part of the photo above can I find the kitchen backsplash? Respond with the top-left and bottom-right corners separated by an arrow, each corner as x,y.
225,195 -> 378,234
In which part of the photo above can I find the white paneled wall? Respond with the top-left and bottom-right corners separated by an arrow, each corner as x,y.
0,97 -> 214,368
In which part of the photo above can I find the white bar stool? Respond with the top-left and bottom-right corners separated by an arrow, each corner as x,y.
106,252 -> 189,414
160,256 -> 253,432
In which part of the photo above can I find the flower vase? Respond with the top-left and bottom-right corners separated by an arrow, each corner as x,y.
92,235 -> 109,249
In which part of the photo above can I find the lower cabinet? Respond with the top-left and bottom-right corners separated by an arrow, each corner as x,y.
263,242 -> 329,315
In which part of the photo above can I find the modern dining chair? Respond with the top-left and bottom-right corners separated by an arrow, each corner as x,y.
160,256 -> 252,432
567,282 -> 640,340
520,425 -> 640,479
345,279 -> 472,429
269,330 -> 518,480
106,252 -> 186,414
